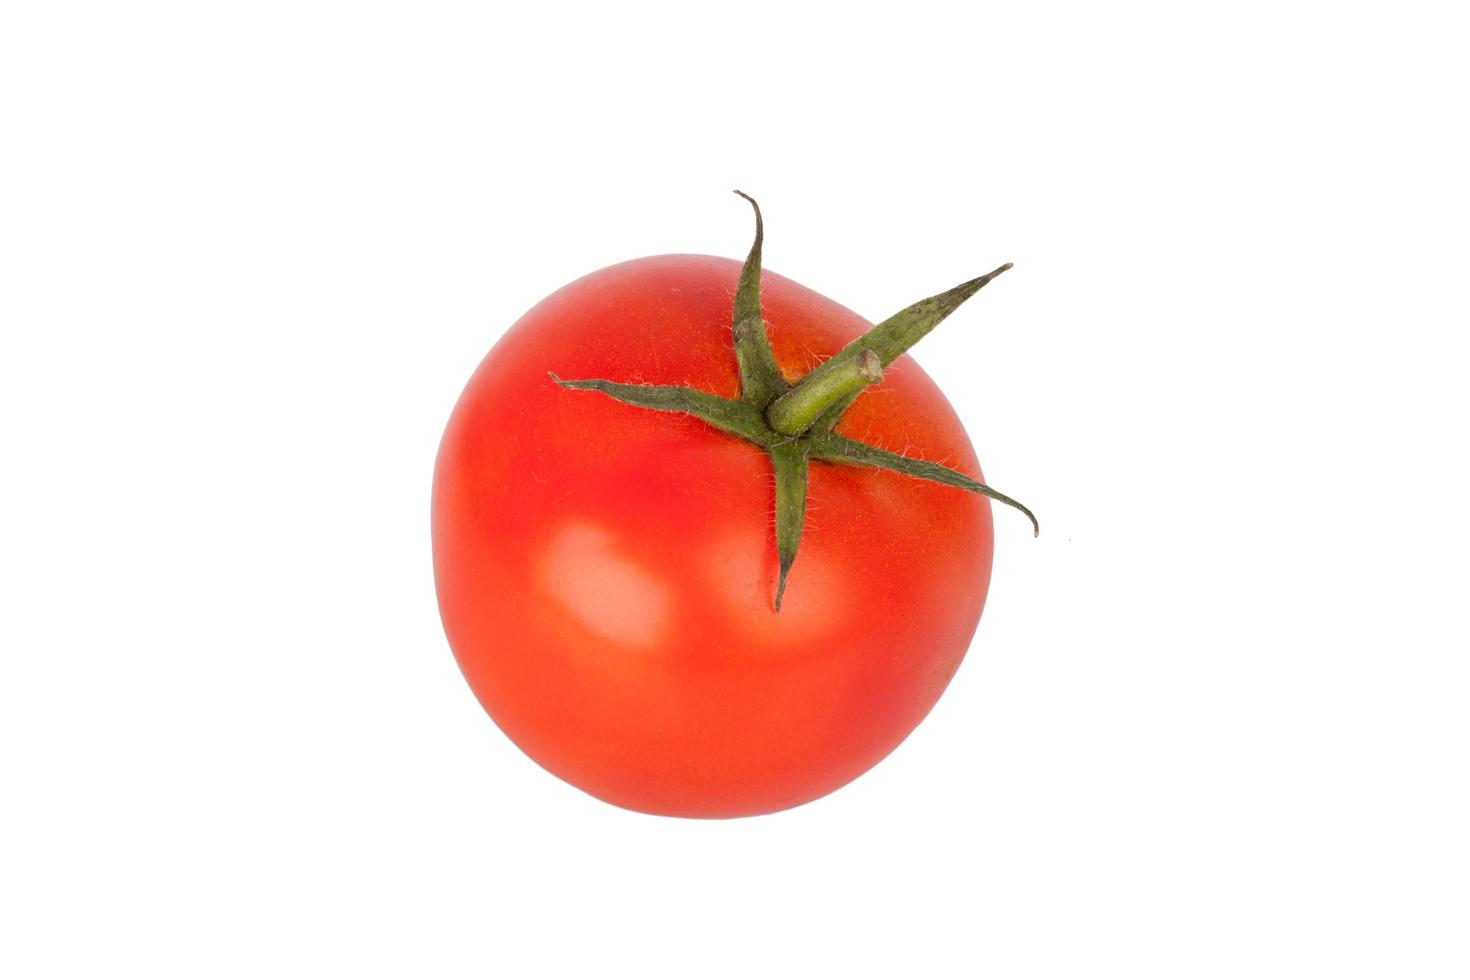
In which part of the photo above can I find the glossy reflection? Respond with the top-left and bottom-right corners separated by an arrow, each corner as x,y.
539,523 -> 671,650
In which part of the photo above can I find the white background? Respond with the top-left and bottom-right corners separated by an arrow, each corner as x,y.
3,2 -> 1466,977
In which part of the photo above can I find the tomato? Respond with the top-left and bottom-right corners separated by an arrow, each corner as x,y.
433,201 -> 1030,818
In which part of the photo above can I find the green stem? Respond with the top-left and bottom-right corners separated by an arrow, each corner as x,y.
769,440 -> 810,612
810,262 -> 1012,433
809,431 -> 1039,536
550,373 -> 774,445
766,349 -> 883,436
731,191 -> 784,407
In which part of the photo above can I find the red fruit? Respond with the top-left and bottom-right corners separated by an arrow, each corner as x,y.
433,196 -> 1033,817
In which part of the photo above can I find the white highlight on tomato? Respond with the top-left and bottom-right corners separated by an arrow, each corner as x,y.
539,523 -> 671,649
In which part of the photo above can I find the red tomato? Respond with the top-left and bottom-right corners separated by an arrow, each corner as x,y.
433,254 -> 993,818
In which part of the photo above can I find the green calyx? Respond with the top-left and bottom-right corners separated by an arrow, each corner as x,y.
553,192 -> 1037,612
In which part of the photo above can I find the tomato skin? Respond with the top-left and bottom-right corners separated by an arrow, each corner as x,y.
432,254 -> 993,817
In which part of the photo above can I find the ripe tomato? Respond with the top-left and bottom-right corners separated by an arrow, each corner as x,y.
434,205 -> 1028,818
